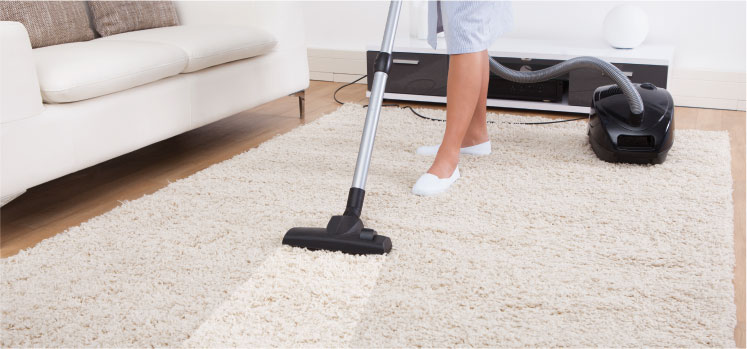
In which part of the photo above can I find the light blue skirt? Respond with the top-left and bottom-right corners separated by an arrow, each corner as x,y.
427,0 -> 514,55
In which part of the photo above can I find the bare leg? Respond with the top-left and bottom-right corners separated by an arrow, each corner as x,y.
462,54 -> 490,147
428,50 -> 488,178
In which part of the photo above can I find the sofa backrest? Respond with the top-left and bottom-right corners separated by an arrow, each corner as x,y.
175,1 -> 306,53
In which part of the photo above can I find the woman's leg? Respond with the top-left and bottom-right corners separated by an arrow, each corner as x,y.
462,53 -> 490,147
427,49 -> 488,178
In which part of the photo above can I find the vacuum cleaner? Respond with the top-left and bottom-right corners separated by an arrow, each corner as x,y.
282,0 -> 675,255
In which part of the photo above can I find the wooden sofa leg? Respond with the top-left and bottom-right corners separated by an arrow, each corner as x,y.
291,90 -> 305,119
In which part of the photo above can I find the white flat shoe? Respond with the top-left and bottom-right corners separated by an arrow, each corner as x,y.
416,141 -> 491,156
412,167 -> 460,196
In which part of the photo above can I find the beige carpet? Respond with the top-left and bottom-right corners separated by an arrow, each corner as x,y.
1,104 -> 736,347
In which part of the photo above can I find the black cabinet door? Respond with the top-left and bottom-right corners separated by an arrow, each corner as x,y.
489,56 -> 568,80
488,57 -> 566,102
568,63 -> 668,107
367,51 -> 448,97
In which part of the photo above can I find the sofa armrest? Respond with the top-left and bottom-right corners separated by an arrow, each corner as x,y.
0,21 -> 43,124
175,1 -> 306,53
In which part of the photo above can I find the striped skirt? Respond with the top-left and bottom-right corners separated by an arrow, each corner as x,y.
427,0 -> 514,55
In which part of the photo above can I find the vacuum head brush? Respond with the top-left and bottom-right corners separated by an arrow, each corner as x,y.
283,188 -> 392,255
283,215 -> 392,255
588,82 -> 674,164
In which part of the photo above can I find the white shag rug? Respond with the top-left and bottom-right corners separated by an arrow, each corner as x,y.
1,104 -> 736,347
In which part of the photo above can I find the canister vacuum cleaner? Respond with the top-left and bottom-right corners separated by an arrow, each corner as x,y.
283,0 -> 675,255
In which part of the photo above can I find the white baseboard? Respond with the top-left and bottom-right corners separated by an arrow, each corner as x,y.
309,71 -> 333,81
669,68 -> 745,110
308,56 -> 366,75
308,48 -> 746,111
672,95 -> 740,110
308,48 -> 367,84
310,71 -> 366,84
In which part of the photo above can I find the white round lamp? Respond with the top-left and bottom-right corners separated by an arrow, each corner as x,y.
603,5 -> 650,49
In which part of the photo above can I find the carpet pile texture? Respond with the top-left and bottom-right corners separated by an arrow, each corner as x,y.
1,104 -> 736,347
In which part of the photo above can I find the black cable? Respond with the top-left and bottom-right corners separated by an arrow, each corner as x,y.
333,74 -> 368,105
334,74 -> 400,108
401,105 -> 586,124
400,105 -> 446,122
334,75 -> 587,125
504,116 -> 588,125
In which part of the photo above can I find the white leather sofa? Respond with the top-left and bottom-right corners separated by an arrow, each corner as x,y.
0,2 -> 309,204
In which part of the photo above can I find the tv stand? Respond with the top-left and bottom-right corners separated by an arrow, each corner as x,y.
366,38 -> 674,114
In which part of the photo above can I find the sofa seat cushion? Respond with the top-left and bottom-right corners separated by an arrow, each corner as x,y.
101,25 -> 277,73
34,40 -> 187,103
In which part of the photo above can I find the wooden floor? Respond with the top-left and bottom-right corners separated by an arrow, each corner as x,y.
1,80 -> 744,346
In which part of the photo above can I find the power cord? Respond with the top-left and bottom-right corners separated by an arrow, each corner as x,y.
333,74 -> 400,108
333,74 -> 588,125
333,75 -> 367,105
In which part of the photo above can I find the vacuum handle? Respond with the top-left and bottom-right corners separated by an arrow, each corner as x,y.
350,0 -> 402,191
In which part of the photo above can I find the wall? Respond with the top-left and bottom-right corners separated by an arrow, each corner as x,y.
302,1 -> 746,110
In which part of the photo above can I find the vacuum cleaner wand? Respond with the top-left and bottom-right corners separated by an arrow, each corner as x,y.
282,1 -> 402,254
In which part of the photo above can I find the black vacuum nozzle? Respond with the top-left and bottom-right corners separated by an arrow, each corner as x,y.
282,188 -> 392,255
283,225 -> 392,255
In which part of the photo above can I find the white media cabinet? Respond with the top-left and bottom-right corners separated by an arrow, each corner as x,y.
366,37 -> 675,114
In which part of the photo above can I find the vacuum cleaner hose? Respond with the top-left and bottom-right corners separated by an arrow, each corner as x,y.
488,56 -> 644,116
